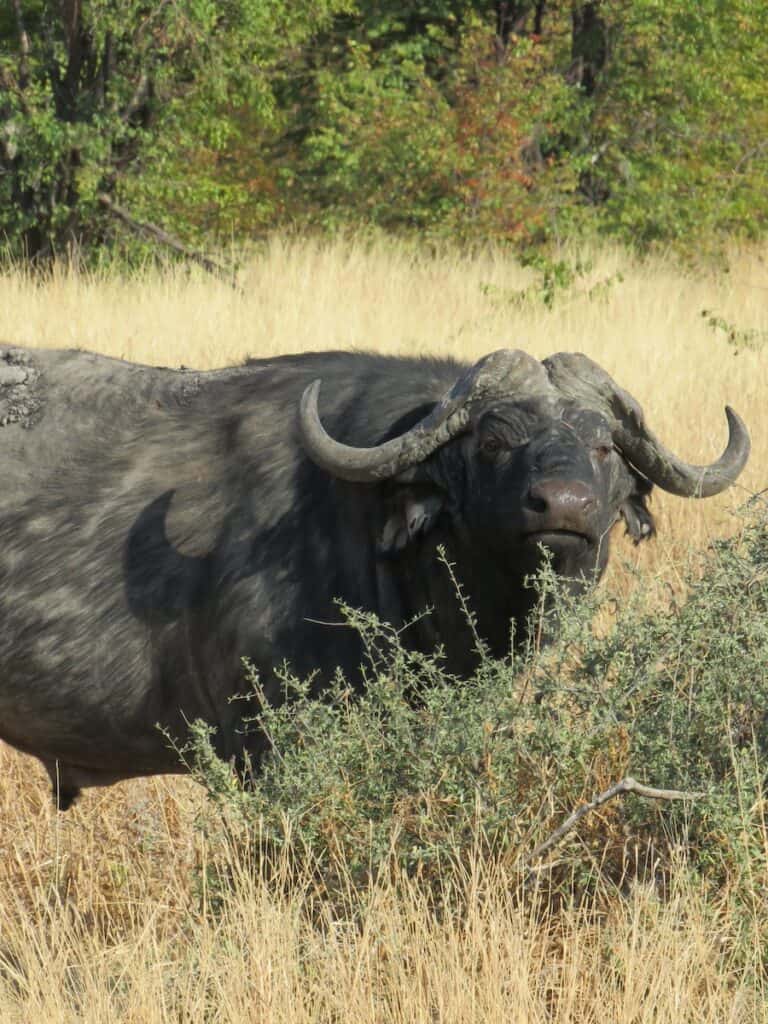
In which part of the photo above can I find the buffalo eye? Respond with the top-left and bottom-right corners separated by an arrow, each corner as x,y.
479,436 -> 503,459
594,443 -> 613,462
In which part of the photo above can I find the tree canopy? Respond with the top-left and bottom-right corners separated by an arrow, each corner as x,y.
1,1 -> 767,260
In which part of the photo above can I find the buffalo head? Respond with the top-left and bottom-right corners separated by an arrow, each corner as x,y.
299,349 -> 749,602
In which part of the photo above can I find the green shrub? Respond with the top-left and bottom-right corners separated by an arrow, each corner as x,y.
188,506 -> 768,909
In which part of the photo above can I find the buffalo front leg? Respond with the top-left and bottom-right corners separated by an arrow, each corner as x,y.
42,760 -> 82,811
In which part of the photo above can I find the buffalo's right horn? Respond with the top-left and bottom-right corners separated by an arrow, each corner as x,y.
544,352 -> 751,497
299,349 -> 552,482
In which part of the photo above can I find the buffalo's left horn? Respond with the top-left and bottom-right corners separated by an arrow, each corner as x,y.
544,352 -> 750,497
299,349 -> 551,482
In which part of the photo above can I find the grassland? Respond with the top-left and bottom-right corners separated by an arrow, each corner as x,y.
0,238 -> 766,1021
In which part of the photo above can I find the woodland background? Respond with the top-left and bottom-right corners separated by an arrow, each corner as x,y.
2,1 -> 768,263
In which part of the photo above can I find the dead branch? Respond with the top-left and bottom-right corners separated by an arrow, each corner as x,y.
97,194 -> 238,286
526,775 -> 704,866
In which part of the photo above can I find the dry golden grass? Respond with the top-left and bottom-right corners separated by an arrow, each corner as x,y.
0,838 -> 763,1023
0,238 -> 766,1021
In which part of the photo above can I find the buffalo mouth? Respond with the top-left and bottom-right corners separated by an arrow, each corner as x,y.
522,529 -> 593,551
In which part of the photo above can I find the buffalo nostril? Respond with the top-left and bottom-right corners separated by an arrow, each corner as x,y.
527,489 -> 548,514
528,479 -> 596,516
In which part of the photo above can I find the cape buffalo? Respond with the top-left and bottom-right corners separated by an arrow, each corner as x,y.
0,345 -> 750,808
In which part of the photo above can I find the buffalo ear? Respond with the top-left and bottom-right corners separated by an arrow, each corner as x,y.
378,486 -> 445,557
619,474 -> 656,544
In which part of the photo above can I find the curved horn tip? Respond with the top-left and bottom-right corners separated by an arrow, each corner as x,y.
725,404 -> 750,442
681,404 -> 751,498
723,403 -> 751,469
721,404 -> 751,466
300,378 -> 322,411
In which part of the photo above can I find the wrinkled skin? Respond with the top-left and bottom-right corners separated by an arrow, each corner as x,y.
0,347 -> 719,809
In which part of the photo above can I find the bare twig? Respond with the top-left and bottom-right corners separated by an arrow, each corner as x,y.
97,193 -> 238,286
436,546 -> 489,659
526,775 -> 703,866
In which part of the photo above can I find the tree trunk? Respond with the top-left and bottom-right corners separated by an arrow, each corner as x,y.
570,2 -> 607,96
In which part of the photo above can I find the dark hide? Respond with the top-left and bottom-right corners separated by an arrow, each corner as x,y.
0,346 -> 655,807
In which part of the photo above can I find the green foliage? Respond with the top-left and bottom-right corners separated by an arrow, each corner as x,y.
280,12 -> 583,243
701,310 -> 768,354
0,0 -> 351,258
265,0 -> 768,251
3,1 -> 768,258
188,506 -> 768,913
297,44 -> 459,231
481,254 -> 624,310
581,0 -> 768,247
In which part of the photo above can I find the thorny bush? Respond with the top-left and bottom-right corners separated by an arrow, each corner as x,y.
188,504 -> 768,912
